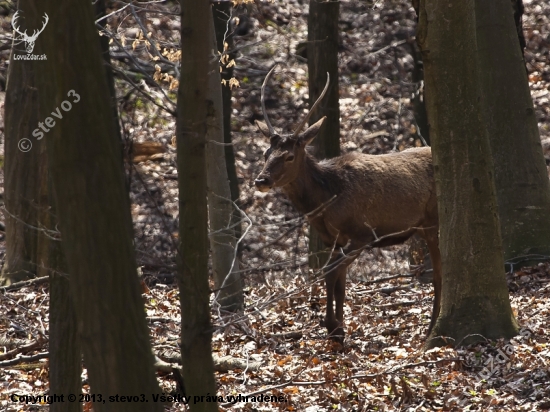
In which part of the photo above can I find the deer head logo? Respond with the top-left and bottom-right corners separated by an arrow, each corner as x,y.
12,11 -> 49,54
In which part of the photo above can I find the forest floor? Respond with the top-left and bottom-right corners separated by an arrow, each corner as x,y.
1,0 -> 550,411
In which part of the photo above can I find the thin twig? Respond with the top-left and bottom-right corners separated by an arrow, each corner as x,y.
0,340 -> 42,361
0,352 -> 49,367
1,276 -> 49,292
362,272 -> 415,285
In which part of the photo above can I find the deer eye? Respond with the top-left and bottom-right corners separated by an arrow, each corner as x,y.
285,154 -> 295,162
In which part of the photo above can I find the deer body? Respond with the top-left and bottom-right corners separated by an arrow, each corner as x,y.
255,68 -> 441,342
281,148 -> 436,249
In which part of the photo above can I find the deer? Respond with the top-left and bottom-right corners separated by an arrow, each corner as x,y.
254,67 -> 441,343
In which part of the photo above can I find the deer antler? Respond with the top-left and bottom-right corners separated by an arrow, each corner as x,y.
293,72 -> 330,137
260,64 -> 278,136
11,11 -> 27,38
27,13 -> 49,41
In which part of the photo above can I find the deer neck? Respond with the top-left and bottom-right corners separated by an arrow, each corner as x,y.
282,152 -> 336,215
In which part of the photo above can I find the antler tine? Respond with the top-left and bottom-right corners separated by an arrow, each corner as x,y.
293,72 -> 330,137
12,11 -> 26,36
29,13 -> 49,40
261,64 -> 278,136
41,13 -> 49,29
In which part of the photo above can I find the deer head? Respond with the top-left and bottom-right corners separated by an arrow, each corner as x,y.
12,11 -> 49,54
254,67 -> 329,192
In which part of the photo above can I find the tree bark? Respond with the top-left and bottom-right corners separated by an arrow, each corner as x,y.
2,37 -> 49,284
417,0 -> 518,348
177,1 -> 219,410
307,0 -> 340,269
3,10 -> 82,406
48,202 -> 82,412
475,0 -> 550,268
207,18 -> 244,312
33,0 -> 162,408
409,40 -> 430,145
5,9 -> 83,403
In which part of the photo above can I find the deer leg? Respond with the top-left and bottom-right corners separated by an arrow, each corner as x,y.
332,264 -> 347,341
419,228 -> 441,334
324,257 -> 342,340
324,245 -> 362,343
325,262 -> 348,342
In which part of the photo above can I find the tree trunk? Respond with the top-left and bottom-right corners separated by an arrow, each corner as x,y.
48,197 -> 82,412
34,0 -> 162,408
212,1 -> 242,245
476,0 -> 550,268
177,1 -> 219,410
417,0 -> 518,348
2,43 -> 49,284
5,9 -> 83,403
409,40 -> 430,145
307,0 -> 340,269
207,19 -> 244,312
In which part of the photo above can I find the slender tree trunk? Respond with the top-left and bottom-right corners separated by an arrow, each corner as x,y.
177,1 -> 218,410
34,0 -> 162,408
95,0 -> 122,145
207,19 -> 244,312
476,0 -> 550,268
212,1 -> 242,245
409,41 -> 430,145
307,0 -> 340,269
408,2 -> 432,274
417,0 -> 518,348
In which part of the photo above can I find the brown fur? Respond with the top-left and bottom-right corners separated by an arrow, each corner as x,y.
255,119 -> 441,342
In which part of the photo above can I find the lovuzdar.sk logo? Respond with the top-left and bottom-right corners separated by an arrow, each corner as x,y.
11,10 -> 48,60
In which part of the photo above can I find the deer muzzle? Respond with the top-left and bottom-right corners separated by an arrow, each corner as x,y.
254,177 -> 272,192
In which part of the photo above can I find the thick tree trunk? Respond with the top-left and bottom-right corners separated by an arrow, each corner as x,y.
5,10 -> 82,403
2,45 -> 48,284
307,0 -> 340,269
34,0 -> 162,409
48,204 -> 82,412
476,0 -> 550,268
417,0 -> 518,348
49,271 -> 82,412
207,20 -> 244,312
3,8 -> 82,402
177,1 -> 219,410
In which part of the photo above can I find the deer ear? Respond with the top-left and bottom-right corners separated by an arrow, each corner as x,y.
297,116 -> 326,146
255,121 -> 272,137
